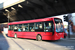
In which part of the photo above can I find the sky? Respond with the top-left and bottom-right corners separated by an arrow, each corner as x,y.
0,0 -> 5,3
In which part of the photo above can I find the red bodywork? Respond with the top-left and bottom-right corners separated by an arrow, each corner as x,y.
64,32 -> 67,36
8,17 -> 64,40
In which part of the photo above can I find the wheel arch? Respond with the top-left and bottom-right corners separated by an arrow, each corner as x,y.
14,33 -> 17,38
36,34 -> 42,41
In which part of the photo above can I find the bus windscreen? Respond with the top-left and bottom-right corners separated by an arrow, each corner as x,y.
54,18 -> 64,33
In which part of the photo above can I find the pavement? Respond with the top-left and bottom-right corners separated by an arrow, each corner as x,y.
65,34 -> 75,40
70,34 -> 75,38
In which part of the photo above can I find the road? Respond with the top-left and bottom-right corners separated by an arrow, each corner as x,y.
0,33 -> 75,50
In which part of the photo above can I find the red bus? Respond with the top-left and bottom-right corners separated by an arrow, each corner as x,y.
8,17 -> 64,41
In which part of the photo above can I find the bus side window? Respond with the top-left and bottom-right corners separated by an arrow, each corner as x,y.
35,24 -> 38,29
35,22 -> 43,29
9,25 -> 11,30
29,23 -> 35,32
18,24 -> 23,31
35,22 -> 44,32
24,24 -> 28,31
18,28 -> 21,31
22,24 -> 25,31
14,25 -> 18,31
9,25 -> 13,30
39,24 -> 42,29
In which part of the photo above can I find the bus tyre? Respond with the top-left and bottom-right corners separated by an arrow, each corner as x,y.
64,35 -> 66,38
14,34 -> 17,39
37,35 -> 42,41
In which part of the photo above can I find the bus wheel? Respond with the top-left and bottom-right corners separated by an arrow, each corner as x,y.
37,35 -> 42,41
14,34 -> 17,39
64,35 -> 66,38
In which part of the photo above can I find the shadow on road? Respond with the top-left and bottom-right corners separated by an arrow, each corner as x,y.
5,34 -> 8,37
0,33 -> 9,50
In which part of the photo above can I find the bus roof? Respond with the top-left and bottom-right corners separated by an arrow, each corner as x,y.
8,17 -> 59,25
